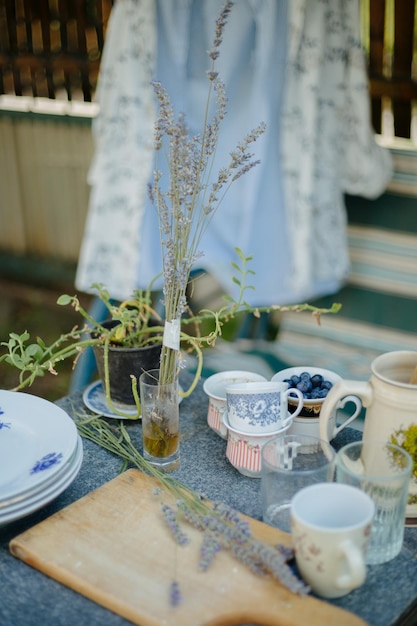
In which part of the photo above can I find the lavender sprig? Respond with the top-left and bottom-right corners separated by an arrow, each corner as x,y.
169,580 -> 182,607
164,498 -> 309,595
208,1 -> 234,60
199,532 -> 222,571
161,503 -> 190,546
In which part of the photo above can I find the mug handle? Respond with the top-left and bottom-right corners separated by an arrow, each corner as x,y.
336,539 -> 366,590
284,388 -> 304,418
219,406 -> 228,438
319,380 -> 373,443
333,394 -> 362,438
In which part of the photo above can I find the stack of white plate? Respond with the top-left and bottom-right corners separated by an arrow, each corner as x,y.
0,390 -> 83,525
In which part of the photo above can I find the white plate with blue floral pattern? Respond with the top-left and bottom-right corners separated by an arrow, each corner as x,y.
0,390 -> 78,502
0,435 -> 83,525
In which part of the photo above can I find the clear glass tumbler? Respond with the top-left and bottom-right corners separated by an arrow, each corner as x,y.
139,369 -> 180,472
261,434 -> 336,533
336,440 -> 412,564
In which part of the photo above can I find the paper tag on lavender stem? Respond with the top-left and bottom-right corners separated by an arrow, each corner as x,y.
163,319 -> 181,350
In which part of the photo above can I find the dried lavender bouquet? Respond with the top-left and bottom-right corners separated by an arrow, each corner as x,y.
148,1 -> 266,388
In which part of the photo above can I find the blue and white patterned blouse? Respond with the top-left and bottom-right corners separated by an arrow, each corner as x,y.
75,0 -> 392,306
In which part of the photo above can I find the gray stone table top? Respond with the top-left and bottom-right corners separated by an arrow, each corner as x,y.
1,375 -> 416,626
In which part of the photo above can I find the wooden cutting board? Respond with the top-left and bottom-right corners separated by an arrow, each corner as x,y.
10,469 -> 368,626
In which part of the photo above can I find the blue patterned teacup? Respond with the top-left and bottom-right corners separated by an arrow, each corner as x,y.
225,381 -> 303,434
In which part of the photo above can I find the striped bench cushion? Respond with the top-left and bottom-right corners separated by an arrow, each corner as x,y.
273,313 -> 417,381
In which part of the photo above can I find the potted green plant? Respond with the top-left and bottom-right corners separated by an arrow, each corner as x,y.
0,250 -> 340,418
82,282 -> 164,410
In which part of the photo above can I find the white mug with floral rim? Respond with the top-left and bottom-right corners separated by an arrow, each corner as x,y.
203,370 -> 267,439
290,483 -> 374,599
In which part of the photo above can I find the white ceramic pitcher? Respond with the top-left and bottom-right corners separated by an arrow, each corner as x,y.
319,350 -> 417,523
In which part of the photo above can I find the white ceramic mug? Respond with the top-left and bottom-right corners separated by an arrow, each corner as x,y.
223,413 -> 292,478
226,381 -> 303,434
203,370 -> 267,439
291,483 -> 375,599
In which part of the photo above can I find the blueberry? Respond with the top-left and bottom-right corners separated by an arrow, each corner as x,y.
317,388 -> 329,398
290,375 -> 301,386
296,379 -> 312,393
310,374 -> 324,388
300,371 -> 311,380
321,380 -> 333,390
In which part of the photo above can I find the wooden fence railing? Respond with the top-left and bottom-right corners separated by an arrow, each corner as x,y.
366,0 -> 417,139
0,1 -> 416,134
0,0 -> 113,102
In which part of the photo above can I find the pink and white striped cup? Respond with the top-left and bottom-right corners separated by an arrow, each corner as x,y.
223,411 -> 292,478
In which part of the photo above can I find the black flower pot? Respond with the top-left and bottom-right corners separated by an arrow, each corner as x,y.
93,320 -> 162,406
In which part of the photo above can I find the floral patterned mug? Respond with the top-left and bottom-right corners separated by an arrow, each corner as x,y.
291,483 -> 374,598
203,370 -> 267,439
225,381 -> 303,434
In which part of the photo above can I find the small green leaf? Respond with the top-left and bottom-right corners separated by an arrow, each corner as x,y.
57,294 -> 73,306
25,344 -> 43,360
114,326 -> 126,342
9,356 -> 24,368
10,331 -> 30,342
37,337 -> 46,349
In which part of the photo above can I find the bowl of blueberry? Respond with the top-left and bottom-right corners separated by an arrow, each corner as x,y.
271,366 -> 338,418
272,367 -> 363,440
